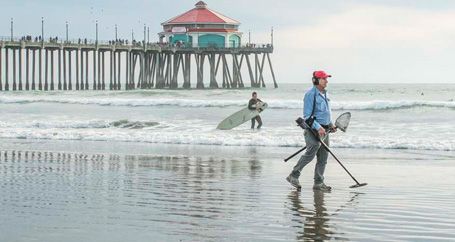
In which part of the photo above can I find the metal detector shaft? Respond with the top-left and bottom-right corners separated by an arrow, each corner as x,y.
285,112 -> 351,163
284,146 -> 306,162
306,128 -> 363,186
283,130 -> 331,162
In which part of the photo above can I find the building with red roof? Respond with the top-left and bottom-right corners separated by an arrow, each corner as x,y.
159,1 -> 242,48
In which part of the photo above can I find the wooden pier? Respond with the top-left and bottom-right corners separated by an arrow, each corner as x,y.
0,39 -> 277,91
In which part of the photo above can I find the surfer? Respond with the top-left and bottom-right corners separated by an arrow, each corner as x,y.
286,71 -> 336,191
248,92 -> 263,129
216,92 -> 268,130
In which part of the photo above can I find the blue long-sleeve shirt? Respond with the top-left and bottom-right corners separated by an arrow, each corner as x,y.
303,86 -> 332,130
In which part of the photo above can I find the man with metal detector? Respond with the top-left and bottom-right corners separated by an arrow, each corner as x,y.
286,70 -> 336,191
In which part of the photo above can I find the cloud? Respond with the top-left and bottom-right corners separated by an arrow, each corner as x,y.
274,5 -> 455,52
2,1 -> 454,83
252,4 -> 455,83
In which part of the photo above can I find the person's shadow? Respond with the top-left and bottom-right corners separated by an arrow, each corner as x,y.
288,190 -> 361,241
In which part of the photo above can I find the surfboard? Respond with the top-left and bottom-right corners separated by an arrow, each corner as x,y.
216,102 -> 268,130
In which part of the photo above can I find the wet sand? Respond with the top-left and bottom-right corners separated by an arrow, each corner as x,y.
1,139 -> 455,241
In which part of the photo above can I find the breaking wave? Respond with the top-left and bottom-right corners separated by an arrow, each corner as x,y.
0,123 -> 453,151
0,96 -> 454,110
0,119 -> 161,129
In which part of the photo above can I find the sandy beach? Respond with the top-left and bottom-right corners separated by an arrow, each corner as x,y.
1,83 -> 454,242
2,0 -> 455,240
1,139 -> 454,242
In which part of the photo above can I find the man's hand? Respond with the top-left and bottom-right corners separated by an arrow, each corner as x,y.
318,127 -> 326,137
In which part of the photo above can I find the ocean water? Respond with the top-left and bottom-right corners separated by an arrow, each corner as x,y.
1,84 -> 455,242
0,83 -> 454,151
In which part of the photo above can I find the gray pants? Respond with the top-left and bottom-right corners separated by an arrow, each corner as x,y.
292,130 -> 329,184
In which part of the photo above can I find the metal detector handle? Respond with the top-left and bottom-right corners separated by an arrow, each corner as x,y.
284,118 -> 332,162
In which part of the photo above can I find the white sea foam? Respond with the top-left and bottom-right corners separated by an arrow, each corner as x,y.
0,119 -> 161,129
0,122 -> 453,151
0,95 -> 454,110
1,85 -> 454,152
332,100 -> 455,110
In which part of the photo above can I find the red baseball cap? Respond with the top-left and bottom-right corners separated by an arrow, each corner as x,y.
313,70 -> 332,79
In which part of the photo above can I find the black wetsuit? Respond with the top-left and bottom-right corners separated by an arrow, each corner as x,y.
248,98 -> 263,129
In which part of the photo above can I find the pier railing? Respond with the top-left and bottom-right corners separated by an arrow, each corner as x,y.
0,37 -> 272,52
0,37 -> 276,91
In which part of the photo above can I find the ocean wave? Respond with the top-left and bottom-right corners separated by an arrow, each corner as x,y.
0,119 -> 161,129
0,127 -> 453,151
332,100 -> 455,110
0,96 -> 453,110
110,120 -> 160,129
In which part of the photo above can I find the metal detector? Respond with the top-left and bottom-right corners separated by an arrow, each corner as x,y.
290,113 -> 367,189
284,112 -> 352,162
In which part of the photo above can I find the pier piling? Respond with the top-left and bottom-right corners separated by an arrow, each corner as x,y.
0,40 -> 276,91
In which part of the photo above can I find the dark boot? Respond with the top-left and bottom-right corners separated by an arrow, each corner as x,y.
286,170 -> 301,189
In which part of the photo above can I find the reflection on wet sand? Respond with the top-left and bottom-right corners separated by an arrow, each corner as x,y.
288,190 -> 362,241
2,148 -> 454,241
0,149 -> 267,240
247,147 -> 262,178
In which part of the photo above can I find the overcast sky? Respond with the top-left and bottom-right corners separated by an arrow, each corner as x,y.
1,0 -> 454,83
